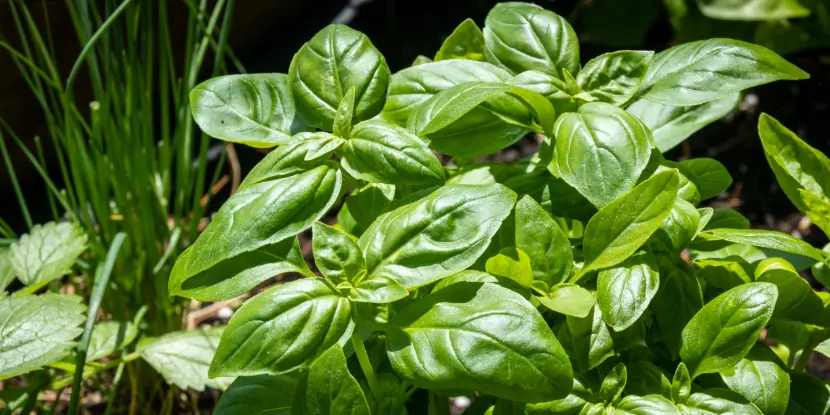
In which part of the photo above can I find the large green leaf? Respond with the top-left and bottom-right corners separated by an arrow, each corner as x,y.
434,18 -> 486,62
552,102 -> 655,207
640,38 -> 808,106
651,257 -> 703,358
755,258 -> 823,322
579,170 -> 679,276
139,327 -> 233,391
0,294 -> 85,380
678,158 -> 733,200
514,196 -> 573,289
698,0 -> 810,21
312,222 -> 365,285
577,51 -> 654,106
720,345 -> 789,415
289,24 -> 390,130
190,74 -> 296,148
214,374 -> 298,415
680,389 -> 763,414
698,228 -> 826,263
387,282 -> 573,403
291,345 -> 371,415
680,283 -> 777,378
209,278 -> 354,377
381,60 -> 511,125
237,132 -> 341,190
626,93 -> 739,152
598,250 -> 659,332
567,304 -> 615,371
359,184 -> 516,289
483,2 -> 580,77
10,221 -> 86,287
341,120 -> 445,185
169,165 -> 340,301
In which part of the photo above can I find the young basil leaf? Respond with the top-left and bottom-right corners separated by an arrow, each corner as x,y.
289,24 -> 390,130
483,2 -> 580,78
170,166 -> 340,301
698,0 -> 810,21
625,361 -> 672,398
599,363 -> 627,404
341,120 -> 445,185
597,250 -> 659,332
670,363 -> 691,404
758,113 -> 830,215
695,258 -> 753,290
412,55 -> 433,65
614,394 -> 681,415
238,132 -> 341,190
567,304 -> 615,371
697,207 -> 714,234
626,93 -> 740,152
434,18 -> 486,62
578,170 -> 679,277
525,377 -> 601,415
698,228 -> 826,263
0,294 -> 85,380
507,70 -> 578,114
705,208 -> 751,230
485,247 -> 533,289
755,258 -> 823,322
678,158 -> 733,200
139,327 -> 233,391
538,283 -> 596,318
720,344 -> 789,415
552,102 -> 655,208
640,38 -> 808,106
680,389 -> 763,415
576,51 -> 654,106
652,199 -> 701,253
348,274 -> 409,304
658,163 -> 701,205
84,321 -> 138,362
680,282 -> 778,378
214,374 -> 298,415
210,278 -> 354,377
10,221 -> 86,288
381,60 -> 511,125
431,270 -> 499,292
312,222 -> 365,285
358,184 -> 516,289
786,372 -> 830,415
332,87 -> 356,139
291,345 -> 371,415
344,183 -> 396,235
515,196 -> 573,288
190,74 -> 297,148
651,257 -> 703,358
387,282 -> 573,403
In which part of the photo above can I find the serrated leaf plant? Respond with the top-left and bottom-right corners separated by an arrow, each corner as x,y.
174,2 -> 829,413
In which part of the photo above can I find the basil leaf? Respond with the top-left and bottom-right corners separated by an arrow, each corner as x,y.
720,345 -> 789,415
598,250 -> 659,331
0,294 -> 85,380
755,258 -> 823,322
332,87 -> 356,139
680,282 -> 777,378
653,199 -> 701,253
626,93 -> 740,152
759,113 -> 830,215
10,221 -> 86,288
786,372 -> 830,415
170,165 -> 340,301
695,258 -> 753,290
412,55 -> 432,66
431,270 -> 499,292
483,2 -> 579,78
291,345 -> 371,415
567,304 -> 615,371
214,374 -> 298,415
678,158 -> 733,200
579,170 -> 679,276
485,248 -> 533,289
553,102 -> 655,208
698,228 -> 826,263
344,183 -> 396,235
435,18 -> 486,62
508,70 -> 578,114
671,363 -> 691,404
801,189 -> 830,237
348,275 -> 409,304
190,74 -> 296,147
139,327 -> 233,391
312,222 -> 365,285
341,120 -> 445,185
705,208 -> 750,230
640,38 -> 808,106
525,377 -> 601,415
698,0 -> 810,21
600,363 -> 627,404
289,24 -> 390,130
577,51 -> 654,106
387,282 -> 573,403
651,257 -> 703,358
538,283 -> 596,318
625,361 -> 672,398
238,132 -> 341,190
382,60 -> 511,125
359,184 -> 516,289
85,321 -> 138,362
680,389 -> 763,415
614,394 -> 681,415
515,196 -> 573,288
210,278 -> 354,377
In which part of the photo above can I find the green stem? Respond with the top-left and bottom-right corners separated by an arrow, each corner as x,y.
51,351 -> 141,390
351,332 -> 383,402
794,343 -> 816,372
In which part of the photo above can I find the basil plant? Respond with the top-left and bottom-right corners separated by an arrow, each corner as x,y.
174,2 -> 828,413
